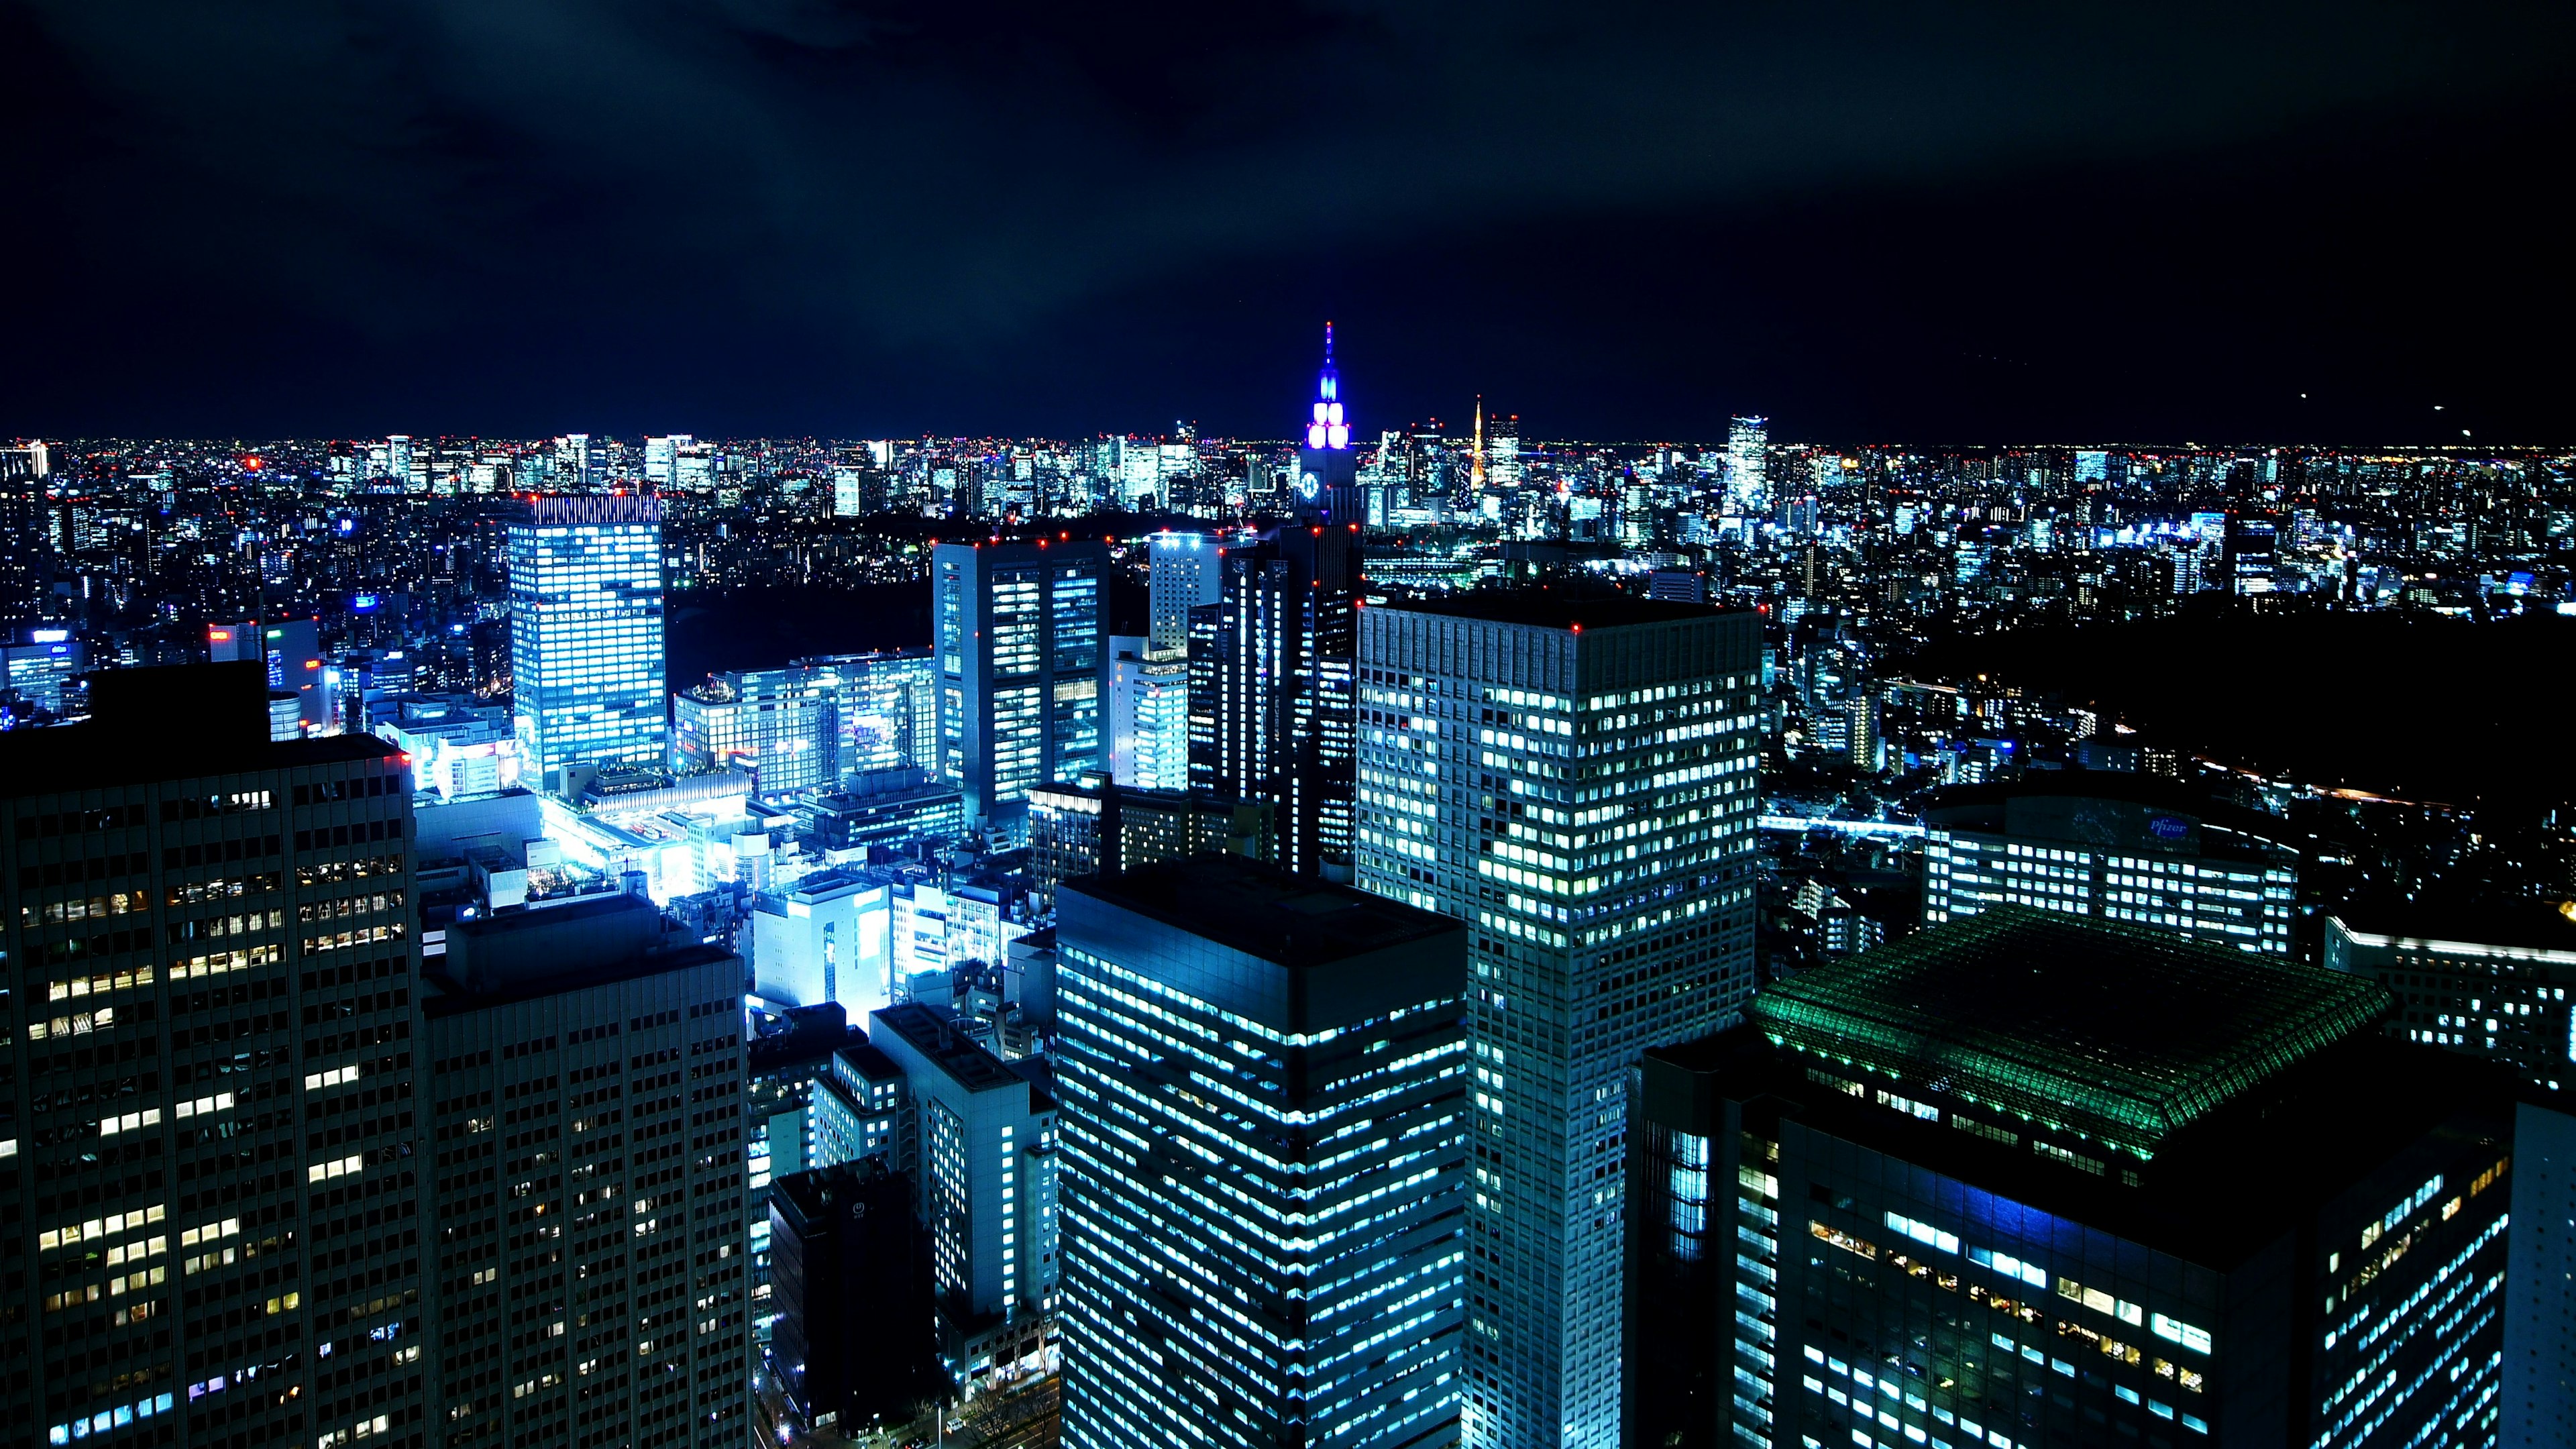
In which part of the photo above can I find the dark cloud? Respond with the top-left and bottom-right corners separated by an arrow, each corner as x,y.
3,0 -> 2573,438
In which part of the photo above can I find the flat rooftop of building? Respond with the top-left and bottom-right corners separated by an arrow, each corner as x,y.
873,1002 -> 1028,1093
2332,900 -> 2576,958
1750,906 -> 2392,1159
1375,586 -> 1728,633
1061,853 -> 1458,968
0,715 -> 400,794
1921,769 -> 2302,843
422,940 -> 739,1017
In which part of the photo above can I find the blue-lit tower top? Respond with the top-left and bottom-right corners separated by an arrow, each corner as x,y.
1305,321 -> 1350,452
1296,322 -> 1360,522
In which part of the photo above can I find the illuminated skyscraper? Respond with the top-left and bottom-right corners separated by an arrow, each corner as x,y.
1353,590 -> 1762,1448
0,664 -> 430,1449
1295,322 -> 1362,526
1146,531 -> 1220,654
932,538 -> 1108,841
1055,856 -> 1471,1449
1187,524 -> 1358,877
1725,415 -> 1768,515
794,649 -> 939,783
673,668 -> 835,794
508,493 -> 669,791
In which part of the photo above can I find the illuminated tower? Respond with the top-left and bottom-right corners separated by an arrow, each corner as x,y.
1296,321 -> 1362,526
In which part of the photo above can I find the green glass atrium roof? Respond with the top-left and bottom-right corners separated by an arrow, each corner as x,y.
1749,906 -> 2393,1159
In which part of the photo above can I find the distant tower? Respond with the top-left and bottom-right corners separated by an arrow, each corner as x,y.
1471,396 -> 1486,490
1296,322 -> 1360,525
1726,415 -> 1770,515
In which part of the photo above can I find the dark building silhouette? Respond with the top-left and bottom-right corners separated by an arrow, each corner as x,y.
769,1159 -> 945,1432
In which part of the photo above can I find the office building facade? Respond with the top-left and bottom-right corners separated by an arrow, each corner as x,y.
931,540 -> 1108,841
1025,779 -> 1273,908
1187,524 -> 1360,877
767,1160 -> 944,1434
1353,591 -> 1762,1448
1108,637 -> 1190,792
792,649 -> 939,784
1628,908 -> 2515,1449
2324,906 -> 2576,1092
672,669 -> 835,794
508,494 -> 669,790
1921,777 -> 2299,955
1,665 -> 431,1449
2502,1095 -> 2576,1447
421,892 -> 751,1449
867,1004 -> 1060,1387
1054,857 -> 1472,1449
1146,533 -> 1220,655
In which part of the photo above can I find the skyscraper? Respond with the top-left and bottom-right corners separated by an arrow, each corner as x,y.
1628,907 -> 2517,1449
1146,531 -> 1220,655
865,1004 -> 1061,1389
932,539 -> 1108,841
1187,524 -> 1359,877
1353,590 -> 1762,1448
1107,637 -> 1190,791
1725,415 -> 1768,515
508,494 -> 668,791
1053,855 -> 1472,1449
1295,322 -> 1362,527
1,663 -> 431,1449
421,890 -> 751,1449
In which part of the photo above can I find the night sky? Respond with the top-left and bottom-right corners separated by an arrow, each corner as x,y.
7,0 -> 2574,443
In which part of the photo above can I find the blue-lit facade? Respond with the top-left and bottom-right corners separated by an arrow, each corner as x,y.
933,539 -> 1108,842
508,494 -> 667,788
1628,1024 -> 2516,1449
1053,858 -> 1473,1449
795,648 -> 941,783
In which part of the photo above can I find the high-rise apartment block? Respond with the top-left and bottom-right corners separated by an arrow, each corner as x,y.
865,1004 -> 1060,1388
508,495 -> 668,791
1922,775 -> 2299,955
419,891 -> 751,1449
1354,590 -> 1761,1448
1054,856 -> 1471,1449
1629,908 -> 2517,1449
931,539 -> 1108,841
2,664 -> 430,1449
1187,524 -> 1359,877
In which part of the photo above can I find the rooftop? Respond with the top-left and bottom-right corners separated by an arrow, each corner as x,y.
1060,853 -> 1456,967
873,1002 -> 1027,1093
1374,586 -> 1725,633
1749,906 -> 2392,1160
2333,900 -> 2576,959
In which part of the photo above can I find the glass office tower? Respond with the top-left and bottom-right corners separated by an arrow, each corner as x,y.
1629,907 -> 2517,1449
794,649 -> 940,784
672,668 -> 835,794
1054,856 -> 1472,1449
1353,591 -> 1762,1448
932,539 -> 1108,843
508,494 -> 668,791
